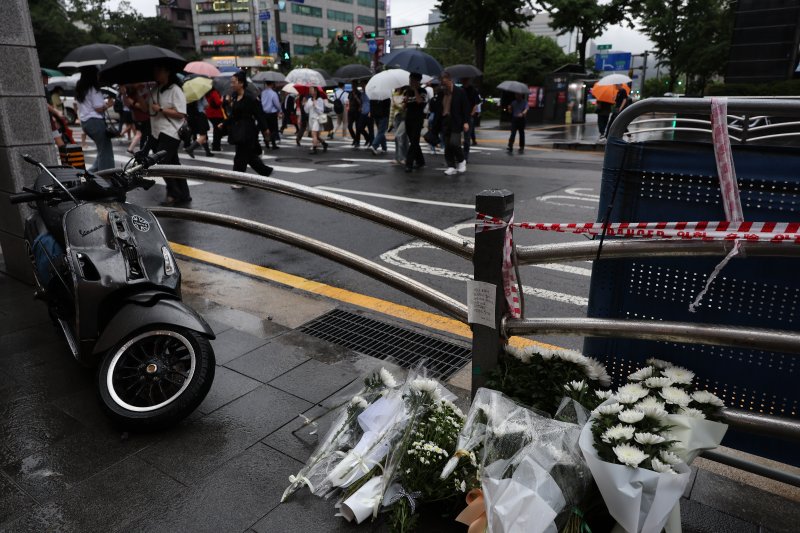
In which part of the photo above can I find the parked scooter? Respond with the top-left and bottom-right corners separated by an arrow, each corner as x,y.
10,152 -> 215,430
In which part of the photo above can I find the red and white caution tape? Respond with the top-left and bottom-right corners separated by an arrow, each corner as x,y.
502,216 -> 521,318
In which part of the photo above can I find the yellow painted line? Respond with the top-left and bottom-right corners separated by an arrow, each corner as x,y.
170,241 -> 557,350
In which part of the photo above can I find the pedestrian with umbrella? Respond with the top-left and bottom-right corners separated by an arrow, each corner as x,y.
506,92 -> 529,154
205,86 -> 225,151
304,86 -> 329,154
260,81 -> 282,150
403,72 -> 428,173
150,63 -> 191,206
217,71 -> 273,182
440,71 -> 470,175
592,74 -> 631,137
183,77 -> 214,159
76,66 -> 115,171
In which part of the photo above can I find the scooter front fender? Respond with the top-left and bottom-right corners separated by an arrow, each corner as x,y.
93,298 -> 216,356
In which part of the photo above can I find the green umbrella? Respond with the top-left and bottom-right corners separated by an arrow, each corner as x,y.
41,68 -> 64,78
183,76 -> 213,103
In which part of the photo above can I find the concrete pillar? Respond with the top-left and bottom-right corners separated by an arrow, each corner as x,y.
0,0 -> 58,282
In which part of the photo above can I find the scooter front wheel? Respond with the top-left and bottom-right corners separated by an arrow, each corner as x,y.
98,325 -> 215,431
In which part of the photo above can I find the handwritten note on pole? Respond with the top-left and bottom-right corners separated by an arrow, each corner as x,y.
468,280 -> 496,329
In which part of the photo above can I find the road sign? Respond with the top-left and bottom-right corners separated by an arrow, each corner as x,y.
597,44 -> 612,50
269,37 -> 278,54
368,39 -> 377,54
258,10 -> 270,21
595,52 -> 631,71
354,25 -> 364,40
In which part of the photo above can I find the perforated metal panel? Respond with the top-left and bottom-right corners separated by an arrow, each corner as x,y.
585,139 -> 800,464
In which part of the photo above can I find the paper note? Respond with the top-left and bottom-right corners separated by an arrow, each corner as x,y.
468,280 -> 496,329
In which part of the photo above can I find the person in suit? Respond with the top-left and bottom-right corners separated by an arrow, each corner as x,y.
439,71 -> 470,175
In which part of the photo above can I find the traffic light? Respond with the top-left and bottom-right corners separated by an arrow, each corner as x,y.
279,41 -> 291,67
337,32 -> 351,43
394,28 -> 409,36
365,31 -> 377,39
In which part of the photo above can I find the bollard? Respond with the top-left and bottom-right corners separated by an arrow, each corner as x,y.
471,189 -> 514,398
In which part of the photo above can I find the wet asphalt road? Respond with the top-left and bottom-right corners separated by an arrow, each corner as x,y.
92,134 -> 605,348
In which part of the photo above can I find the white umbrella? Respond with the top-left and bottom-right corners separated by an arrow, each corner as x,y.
281,83 -> 299,95
597,73 -> 632,86
286,68 -> 326,86
366,69 -> 431,100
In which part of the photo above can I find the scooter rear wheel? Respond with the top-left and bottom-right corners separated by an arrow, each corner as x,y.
98,324 -> 215,431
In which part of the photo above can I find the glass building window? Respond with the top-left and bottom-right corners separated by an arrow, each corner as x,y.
291,4 -> 323,17
331,0 -> 353,3
357,15 -> 385,28
198,22 -> 251,36
292,24 -> 323,37
195,1 -> 248,14
295,44 -> 323,56
327,9 -> 353,23
357,0 -> 385,9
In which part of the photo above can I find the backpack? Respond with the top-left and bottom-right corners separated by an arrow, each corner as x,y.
333,90 -> 344,114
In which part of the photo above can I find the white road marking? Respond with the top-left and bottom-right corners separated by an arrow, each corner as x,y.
379,222 -> 590,307
316,186 -> 474,208
537,186 -> 600,209
327,163 -> 360,168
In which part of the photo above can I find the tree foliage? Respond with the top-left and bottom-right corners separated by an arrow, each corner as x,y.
541,0 -> 630,67
423,24 -> 475,67
435,0 -> 536,73
30,0 -> 83,68
632,0 -> 732,95
303,37 -> 368,73
483,29 -> 571,90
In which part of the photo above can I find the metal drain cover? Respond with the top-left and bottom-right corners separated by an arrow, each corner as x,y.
299,309 -> 471,380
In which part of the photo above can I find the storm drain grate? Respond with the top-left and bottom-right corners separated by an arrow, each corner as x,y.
298,309 -> 471,380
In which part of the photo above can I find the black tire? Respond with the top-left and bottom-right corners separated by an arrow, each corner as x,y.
98,325 -> 215,431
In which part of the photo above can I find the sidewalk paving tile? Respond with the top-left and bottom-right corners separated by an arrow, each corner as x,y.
210,327 -> 272,365
0,472 -> 34,524
0,402 -> 84,468
197,365 -> 261,414
680,498 -> 758,533
224,335 -> 310,383
131,443 -> 298,533
252,489 -> 367,533
2,457 -> 183,533
690,469 -> 799,532
268,358 -> 357,405
261,405 -> 330,464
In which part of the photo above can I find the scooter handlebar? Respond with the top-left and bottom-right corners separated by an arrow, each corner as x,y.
21,154 -> 39,166
9,191 -> 39,204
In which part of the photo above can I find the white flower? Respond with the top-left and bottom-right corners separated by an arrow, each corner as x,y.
585,358 -> 611,385
628,367 -> 654,381
661,366 -> 695,385
650,457 -> 676,474
691,390 -> 724,407
615,393 -> 640,404
565,380 -> 587,392
613,443 -> 648,467
492,420 -> 528,437
678,407 -> 706,419
594,403 -> 624,416
349,395 -> 368,409
646,358 -> 673,369
410,378 -> 439,398
644,376 -> 674,389
617,383 -> 649,400
660,387 -> 692,407
637,396 -> 666,410
553,348 -> 589,366
660,450 -> 682,465
505,344 -> 532,363
618,409 -> 645,424
379,368 -> 398,388
459,480 -> 466,492
601,424 -> 636,443
638,405 -> 668,419
634,432 -> 666,445
595,390 -> 614,400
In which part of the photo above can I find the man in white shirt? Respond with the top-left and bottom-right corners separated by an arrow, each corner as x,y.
332,82 -> 348,139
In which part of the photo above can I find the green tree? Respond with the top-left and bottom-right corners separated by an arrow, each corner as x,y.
30,0 -> 90,68
304,37 -> 367,73
328,34 -> 357,57
483,29 -> 570,90
435,0 -> 535,73
541,0 -> 630,67
423,23 -> 475,67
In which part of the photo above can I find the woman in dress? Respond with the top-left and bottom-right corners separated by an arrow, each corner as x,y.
218,71 -> 273,187
75,66 -> 115,171
303,86 -> 329,154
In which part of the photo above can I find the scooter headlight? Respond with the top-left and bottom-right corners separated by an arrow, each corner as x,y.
161,246 -> 175,276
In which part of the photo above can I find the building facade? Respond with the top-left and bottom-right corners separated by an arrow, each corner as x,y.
158,0 -> 197,57
192,0 -> 386,62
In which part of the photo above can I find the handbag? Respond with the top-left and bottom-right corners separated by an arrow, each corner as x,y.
104,112 -> 120,138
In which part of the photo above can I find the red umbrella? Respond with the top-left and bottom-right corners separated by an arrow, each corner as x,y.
291,84 -> 325,97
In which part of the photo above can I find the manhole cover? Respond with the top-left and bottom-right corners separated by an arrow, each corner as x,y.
298,309 -> 471,380
314,159 -> 354,166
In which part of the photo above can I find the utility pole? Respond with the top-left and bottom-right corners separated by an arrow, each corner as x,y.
640,50 -> 649,96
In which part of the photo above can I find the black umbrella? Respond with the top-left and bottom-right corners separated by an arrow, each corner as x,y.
334,64 -> 372,80
444,64 -> 482,80
99,45 -> 187,85
58,43 -> 123,70
212,75 -> 260,98
380,49 -> 443,77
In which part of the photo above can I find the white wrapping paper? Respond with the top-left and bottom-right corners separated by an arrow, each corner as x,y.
338,475 -> 384,523
578,418 -> 691,533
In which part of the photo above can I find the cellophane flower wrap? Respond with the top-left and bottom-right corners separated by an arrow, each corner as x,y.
487,344 -> 612,416
444,388 -> 593,533
281,367 -> 400,502
579,359 -> 711,533
625,359 -> 728,533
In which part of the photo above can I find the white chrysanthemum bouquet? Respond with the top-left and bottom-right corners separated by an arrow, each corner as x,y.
578,358 -> 728,533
